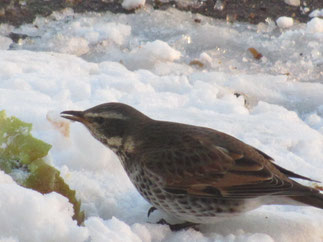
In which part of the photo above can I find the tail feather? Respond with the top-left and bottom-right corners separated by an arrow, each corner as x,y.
272,163 -> 320,182
290,192 -> 323,209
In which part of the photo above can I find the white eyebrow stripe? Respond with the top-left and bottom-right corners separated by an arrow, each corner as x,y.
124,136 -> 135,153
107,136 -> 123,147
86,112 -> 128,120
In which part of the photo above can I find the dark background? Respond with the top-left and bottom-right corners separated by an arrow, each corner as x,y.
0,0 -> 322,27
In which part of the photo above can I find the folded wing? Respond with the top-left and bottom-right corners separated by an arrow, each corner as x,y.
142,134 -> 314,199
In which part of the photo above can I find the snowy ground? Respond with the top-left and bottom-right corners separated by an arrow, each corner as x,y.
0,7 -> 323,242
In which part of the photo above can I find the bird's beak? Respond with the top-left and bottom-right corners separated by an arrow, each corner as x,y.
60,110 -> 86,123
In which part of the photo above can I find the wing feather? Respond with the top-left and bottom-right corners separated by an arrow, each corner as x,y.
142,134 -> 307,199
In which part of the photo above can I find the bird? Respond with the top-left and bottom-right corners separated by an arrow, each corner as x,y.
61,102 -> 323,230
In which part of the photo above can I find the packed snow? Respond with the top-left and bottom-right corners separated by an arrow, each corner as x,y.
0,6 -> 323,242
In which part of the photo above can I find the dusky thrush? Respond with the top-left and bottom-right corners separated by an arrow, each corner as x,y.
61,102 -> 323,230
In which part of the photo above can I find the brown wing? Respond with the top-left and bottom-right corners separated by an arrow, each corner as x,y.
142,134 -> 308,199
254,147 -> 318,182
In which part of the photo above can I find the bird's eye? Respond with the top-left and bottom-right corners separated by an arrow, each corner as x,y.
96,117 -> 104,124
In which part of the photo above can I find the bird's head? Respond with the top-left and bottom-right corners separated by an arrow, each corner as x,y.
61,102 -> 149,152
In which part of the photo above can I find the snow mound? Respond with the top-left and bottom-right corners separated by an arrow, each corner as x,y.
306,17 -> 323,33
0,181 -> 88,242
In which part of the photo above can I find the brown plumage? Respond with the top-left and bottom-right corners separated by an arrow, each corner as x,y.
61,102 -> 323,230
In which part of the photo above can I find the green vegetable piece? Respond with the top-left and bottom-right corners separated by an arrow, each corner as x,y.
0,110 -> 84,225
25,159 -> 84,225
0,110 -> 51,165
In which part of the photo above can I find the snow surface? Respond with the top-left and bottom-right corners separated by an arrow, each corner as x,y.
0,7 -> 323,242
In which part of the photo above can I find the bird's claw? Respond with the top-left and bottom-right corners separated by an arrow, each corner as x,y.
157,218 -> 198,231
147,206 -> 157,217
148,208 -> 198,231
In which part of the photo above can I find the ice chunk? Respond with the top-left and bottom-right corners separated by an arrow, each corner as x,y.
122,0 -> 145,10
284,0 -> 300,7
276,16 -> 294,28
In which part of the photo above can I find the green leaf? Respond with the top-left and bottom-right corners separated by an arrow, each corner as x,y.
0,110 -> 84,225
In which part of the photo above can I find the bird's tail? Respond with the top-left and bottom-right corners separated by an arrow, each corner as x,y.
290,192 -> 323,209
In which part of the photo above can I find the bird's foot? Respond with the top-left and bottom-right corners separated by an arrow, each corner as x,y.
157,218 -> 199,231
147,206 -> 157,217
147,207 -> 198,231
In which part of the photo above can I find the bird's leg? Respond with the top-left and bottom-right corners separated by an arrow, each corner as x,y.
147,207 -> 198,230
157,218 -> 199,231
147,206 -> 157,217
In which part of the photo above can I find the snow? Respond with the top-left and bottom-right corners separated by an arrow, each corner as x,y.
0,7 -> 323,242
0,36 -> 12,50
306,17 -> 323,33
276,16 -> 294,28
283,0 -> 300,7
309,9 -> 323,18
199,52 -> 213,66
0,181 -> 88,242
122,0 -> 146,10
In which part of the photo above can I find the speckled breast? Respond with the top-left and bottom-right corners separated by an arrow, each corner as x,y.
128,166 -> 250,224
